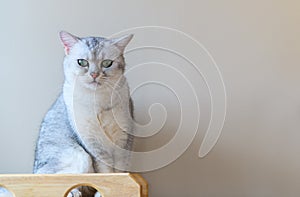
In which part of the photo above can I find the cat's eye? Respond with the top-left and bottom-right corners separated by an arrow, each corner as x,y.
101,59 -> 113,68
77,59 -> 89,67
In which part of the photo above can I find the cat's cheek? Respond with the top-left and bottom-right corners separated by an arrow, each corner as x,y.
74,68 -> 88,76
104,68 -> 122,78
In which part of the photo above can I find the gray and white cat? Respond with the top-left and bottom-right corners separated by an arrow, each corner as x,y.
33,31 -> 134,196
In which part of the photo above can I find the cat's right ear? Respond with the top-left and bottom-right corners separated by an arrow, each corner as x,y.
59,31 -> 79,55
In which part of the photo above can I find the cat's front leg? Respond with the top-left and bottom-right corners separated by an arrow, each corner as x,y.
93,156 -> 114,173
113,133 -> 133,173
113,150 -> 131,173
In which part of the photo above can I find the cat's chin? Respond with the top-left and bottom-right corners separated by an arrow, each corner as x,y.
83,81 -> 101,89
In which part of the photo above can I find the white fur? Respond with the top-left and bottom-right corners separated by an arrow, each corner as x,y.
61,33 -> 134,172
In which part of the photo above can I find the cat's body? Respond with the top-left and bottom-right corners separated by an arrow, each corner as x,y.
33,32 -> 134,196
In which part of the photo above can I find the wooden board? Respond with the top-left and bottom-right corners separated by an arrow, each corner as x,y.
0,173 -> 147,197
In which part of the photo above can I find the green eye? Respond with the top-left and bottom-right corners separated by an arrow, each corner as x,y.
101,59 -> 113,68
77,59 -> 89,67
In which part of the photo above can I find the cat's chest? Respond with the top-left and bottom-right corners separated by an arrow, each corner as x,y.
72,90 -> 127,133
74,95 -> 118,127
64,84 -> 130,138
75,103 -> 128,145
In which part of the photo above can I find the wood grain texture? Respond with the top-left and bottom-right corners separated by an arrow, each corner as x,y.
0,173 -> 148,197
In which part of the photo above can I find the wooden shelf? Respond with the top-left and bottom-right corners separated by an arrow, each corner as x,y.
0,173 -> 148,197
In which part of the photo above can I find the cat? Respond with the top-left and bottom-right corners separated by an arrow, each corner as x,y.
33,31 -> 134,197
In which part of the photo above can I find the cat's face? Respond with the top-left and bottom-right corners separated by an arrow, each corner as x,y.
60,31 -> 133,89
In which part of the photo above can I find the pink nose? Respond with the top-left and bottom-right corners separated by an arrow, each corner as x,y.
90,72 -> 99,79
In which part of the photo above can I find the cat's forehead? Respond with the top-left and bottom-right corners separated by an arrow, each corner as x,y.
81,37 -> 106,51
78,36 -> 119,59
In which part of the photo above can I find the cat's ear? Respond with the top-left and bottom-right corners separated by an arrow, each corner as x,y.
111,34 -> 134,52
59,31 -> 79,55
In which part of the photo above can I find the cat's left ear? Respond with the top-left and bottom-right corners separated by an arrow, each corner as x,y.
59,31 -> 79,55
111,34 -> 134,52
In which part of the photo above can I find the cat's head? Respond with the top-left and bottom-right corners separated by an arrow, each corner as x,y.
59,31 -> 133,89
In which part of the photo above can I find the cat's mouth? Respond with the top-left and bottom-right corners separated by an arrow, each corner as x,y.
89,80 -> 101,86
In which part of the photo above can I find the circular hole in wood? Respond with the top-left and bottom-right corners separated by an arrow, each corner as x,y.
64,184 -> 103,197
0,186 -> 14,197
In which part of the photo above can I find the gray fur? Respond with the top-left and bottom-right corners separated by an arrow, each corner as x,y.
83,37 -> 105,51
33,94 -> 91,173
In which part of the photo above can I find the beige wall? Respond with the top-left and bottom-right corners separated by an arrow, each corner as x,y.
1,0 -> 300,196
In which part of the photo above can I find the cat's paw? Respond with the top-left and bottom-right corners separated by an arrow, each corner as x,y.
67,188 -> 82,197
94,191 -> 102,197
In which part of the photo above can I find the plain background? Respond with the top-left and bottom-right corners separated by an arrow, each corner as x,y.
1,0 -> 300,196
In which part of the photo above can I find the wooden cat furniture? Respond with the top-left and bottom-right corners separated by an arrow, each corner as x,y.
0,173 -> 147,197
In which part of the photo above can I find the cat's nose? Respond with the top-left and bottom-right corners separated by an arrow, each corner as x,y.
90,72 -> 100,79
